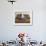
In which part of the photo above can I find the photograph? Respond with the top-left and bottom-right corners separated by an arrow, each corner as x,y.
15,13 -> 30,23
14,11 -> 32,26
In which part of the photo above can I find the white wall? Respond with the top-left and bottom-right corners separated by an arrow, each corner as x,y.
0,0 -> 46,41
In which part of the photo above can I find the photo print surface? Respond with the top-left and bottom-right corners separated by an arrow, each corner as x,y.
14,10 -> 32,26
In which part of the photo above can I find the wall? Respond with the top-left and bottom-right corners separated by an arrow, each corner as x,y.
0,0 -> 46,41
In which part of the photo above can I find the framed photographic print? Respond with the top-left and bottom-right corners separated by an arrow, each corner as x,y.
14,10 -> 33,26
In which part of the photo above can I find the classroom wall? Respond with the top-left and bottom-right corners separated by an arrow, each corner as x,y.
0,0 -> 46,41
